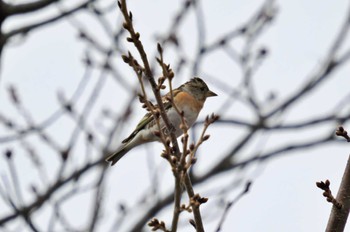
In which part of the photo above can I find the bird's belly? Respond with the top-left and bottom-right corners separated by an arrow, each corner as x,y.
164,106 -> 199,137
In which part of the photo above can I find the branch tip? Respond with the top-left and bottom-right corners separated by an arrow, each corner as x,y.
335,126 -> 350,142
316,179 -> 342,209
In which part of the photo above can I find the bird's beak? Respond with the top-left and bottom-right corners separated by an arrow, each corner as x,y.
206,90 -> 218,97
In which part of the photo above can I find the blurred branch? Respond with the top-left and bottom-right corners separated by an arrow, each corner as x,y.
3,150 -> 23,207
0,0 -> 95,57
3,0 -> 60,16
129,194 -> 173,232
4,0 -> 93,39
215,182 -> 251,232
88,166 -> 107,232
47,177 -> 101,231
266,2 -> 350,118
195,112 -> 350,131
0,158 -> 104,227
0,65 -> 93,144
158,0 -> 194,47
198,133 -> 335,182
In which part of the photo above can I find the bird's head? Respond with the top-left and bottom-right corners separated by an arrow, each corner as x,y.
181,77 -> 217,101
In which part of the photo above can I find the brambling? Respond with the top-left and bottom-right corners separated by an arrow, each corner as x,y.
106,77 -> 217,166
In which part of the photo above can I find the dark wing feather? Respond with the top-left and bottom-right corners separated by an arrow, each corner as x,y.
121,90 -> 180,144
121,112 -> 153,143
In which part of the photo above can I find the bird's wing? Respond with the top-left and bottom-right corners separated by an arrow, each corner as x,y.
121,90 -> 180,144
121,111 -> 153,144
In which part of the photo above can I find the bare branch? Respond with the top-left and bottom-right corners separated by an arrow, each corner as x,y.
325,156 -> 350,232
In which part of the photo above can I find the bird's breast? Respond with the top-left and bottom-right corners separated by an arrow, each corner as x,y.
174,92 -> 204,112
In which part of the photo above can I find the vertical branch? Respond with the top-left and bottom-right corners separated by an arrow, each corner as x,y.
118,1 -> 206,231
118,0 -> 179,154
184,174 -> 204,231
171,176 -> 182,232
325,127 -> 350,231
157,44 -> 184,232
326,155 -> 350,232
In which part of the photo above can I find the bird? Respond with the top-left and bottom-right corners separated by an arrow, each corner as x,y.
105,77 -> 217,166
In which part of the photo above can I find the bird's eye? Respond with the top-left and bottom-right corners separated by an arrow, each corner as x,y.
200,87 -> 205,91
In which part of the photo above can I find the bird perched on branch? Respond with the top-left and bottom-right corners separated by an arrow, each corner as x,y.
105,77 -> 217,166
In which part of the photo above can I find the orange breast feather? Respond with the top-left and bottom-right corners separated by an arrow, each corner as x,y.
174,92 -> 203,112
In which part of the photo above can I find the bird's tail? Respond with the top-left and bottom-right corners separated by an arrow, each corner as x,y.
105,145 -> 131,166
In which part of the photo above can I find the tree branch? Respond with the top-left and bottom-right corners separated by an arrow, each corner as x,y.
326,155 -> 350,231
